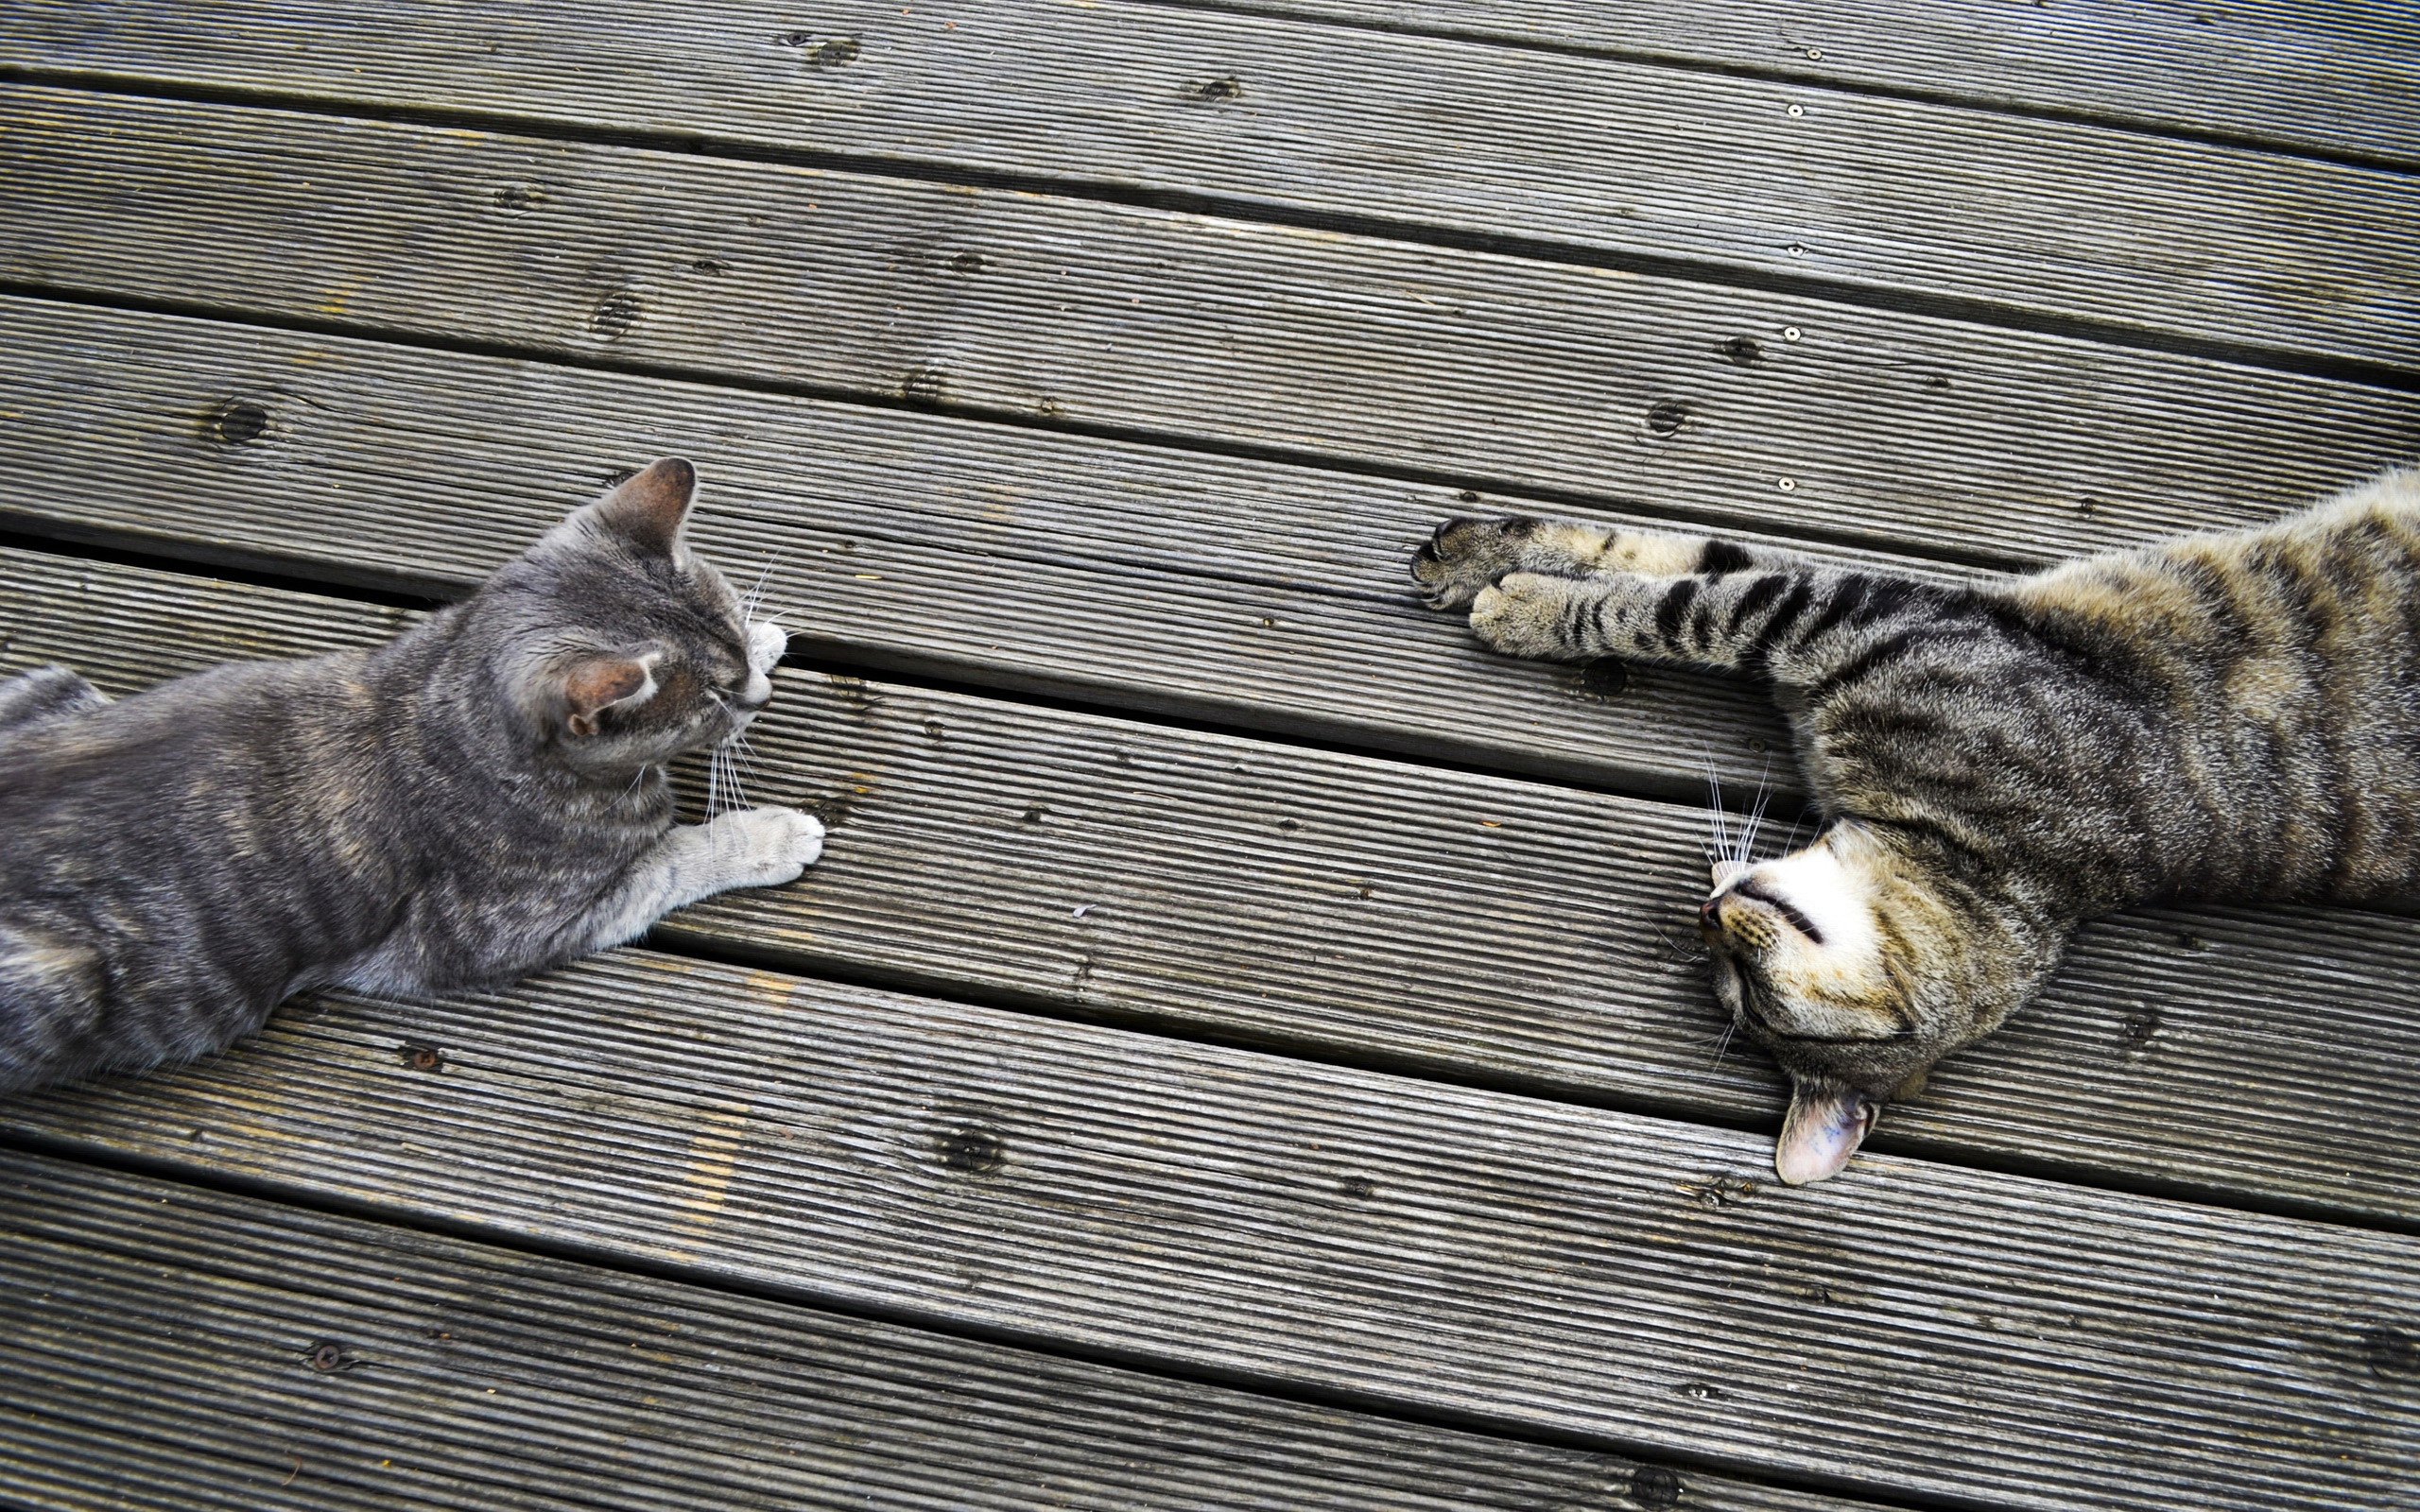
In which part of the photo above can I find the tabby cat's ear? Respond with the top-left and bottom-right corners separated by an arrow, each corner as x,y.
591,457 -> 697,557
1773,1081 -> 1880,1185
560,653 -> 660,738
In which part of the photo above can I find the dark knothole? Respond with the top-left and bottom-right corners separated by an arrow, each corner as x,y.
1628,1465 -> 1684,1508
937,1126 -> 1007,1175
208,398 -> 272,447
1579,660 -> 1630,699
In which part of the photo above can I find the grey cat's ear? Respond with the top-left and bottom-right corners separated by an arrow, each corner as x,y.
591,458 -> 698,557
1773,1081 -> 1880,1186
560,654 -> 660,738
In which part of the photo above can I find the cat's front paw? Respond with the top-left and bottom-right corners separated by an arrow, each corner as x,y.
1469,573 -> 1590,662
708,805 -> 826,888
1410,515 -> 1549,610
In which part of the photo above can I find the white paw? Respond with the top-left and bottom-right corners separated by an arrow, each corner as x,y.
709,805 -> 826,888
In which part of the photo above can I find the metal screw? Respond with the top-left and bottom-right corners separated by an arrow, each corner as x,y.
1806,47 -> 1824,60
307,1343 -> 346,1372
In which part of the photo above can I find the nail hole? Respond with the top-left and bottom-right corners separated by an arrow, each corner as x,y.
948,250 -> 989,273
1646,399 -> 1689,436
1720,335 -> 1763,366
690,256 -> 732,274
780,34 -> 861,65
1191,76 -> 1243,101
1339,1175 -> 1375,1199
399,1042 -> 445,1073
492,184 -> 544,212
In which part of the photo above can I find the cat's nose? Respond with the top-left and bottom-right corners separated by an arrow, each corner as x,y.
1698,895 -> 1722,927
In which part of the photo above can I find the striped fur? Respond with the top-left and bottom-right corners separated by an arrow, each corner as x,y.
1412,468 -> 2420,1182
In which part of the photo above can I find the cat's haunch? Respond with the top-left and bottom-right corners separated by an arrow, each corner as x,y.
0,459 -> 822,1091
1417,468 -> 2420,1183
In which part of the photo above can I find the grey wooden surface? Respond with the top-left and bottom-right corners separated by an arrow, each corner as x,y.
4,6 -> 2417,1508
3,2 -> 2413,367
3,283 -> 2415,804
4,1153 -> 1861,1512
5,947 -> 2416,1512
1242,0 -> 2420,167
8,548 -> 2417,1228
5,89 -> 2414,579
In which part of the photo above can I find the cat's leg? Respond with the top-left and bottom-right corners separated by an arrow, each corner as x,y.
0,666 -> 107,730
1411,514 -> 1820,610
1464,562 -> 1950,680
563,806 -> 826,955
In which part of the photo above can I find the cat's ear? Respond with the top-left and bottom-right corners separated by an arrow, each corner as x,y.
590,457 -> 697,557
559,653 -> 660,738
1773,1081 -> 1880,1185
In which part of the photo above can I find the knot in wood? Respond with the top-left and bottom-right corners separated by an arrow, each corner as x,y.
780,33 -> 860,66
937,1126 -> 1006,1175
590,291 -> 643,340
209,398 -> 272,447
1628,1465 -> 1684,1508
1191,77 -> 1243,102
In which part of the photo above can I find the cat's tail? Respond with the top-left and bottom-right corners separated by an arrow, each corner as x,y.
0,665 -> 107,732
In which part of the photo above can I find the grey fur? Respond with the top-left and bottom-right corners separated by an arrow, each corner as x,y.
0,458 -> 821,1091
1414,469 -> 2420,1180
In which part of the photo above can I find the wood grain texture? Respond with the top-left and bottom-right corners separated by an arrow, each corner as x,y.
4,949 -> 2416,1512
1238,0 -> 2420,168
0,1154 -> 1835,1512
7,547 -> 2418,1225
1,2 -> 2413,367
3,89 -> 2413,583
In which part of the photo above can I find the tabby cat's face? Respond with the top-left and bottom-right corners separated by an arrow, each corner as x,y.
1700,822 -> 2052,1182
479,458 -> 787,779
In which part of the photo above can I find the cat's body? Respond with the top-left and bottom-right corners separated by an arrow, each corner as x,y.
0,458 -> 822,1091
1414,467 -> 2420,1182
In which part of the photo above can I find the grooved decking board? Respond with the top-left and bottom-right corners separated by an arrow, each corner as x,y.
6,91 -> 2416,580
5,950 -> 2417,1512
0,1156 -> 1827,1512
7,548 -> 2419,1224
1245,0 -> 2420,169
3,3 -> 2413,369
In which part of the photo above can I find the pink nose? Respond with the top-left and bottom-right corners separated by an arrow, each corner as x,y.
1698,895 -> 1722,927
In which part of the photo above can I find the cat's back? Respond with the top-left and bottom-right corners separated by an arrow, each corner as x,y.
2001,468 -> 2420,902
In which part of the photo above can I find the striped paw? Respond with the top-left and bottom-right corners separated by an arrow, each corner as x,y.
1410,515 -> 1548,610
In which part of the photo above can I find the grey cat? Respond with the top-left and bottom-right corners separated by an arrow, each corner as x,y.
0,458 -> 822,1091
1414,468 -> 2420,1183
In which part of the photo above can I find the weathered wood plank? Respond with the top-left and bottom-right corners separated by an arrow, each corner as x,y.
4,950 -> 2415,1512
4,89 -> 2413,580
7,547 -> 2418,1224
1242,0 -> 2420,168
3,3 -> 2411,368
1,1154 -> 1829,1512
0,295 -> 1802,803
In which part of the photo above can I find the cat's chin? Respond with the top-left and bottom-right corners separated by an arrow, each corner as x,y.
1773,1082 -> 1881,1185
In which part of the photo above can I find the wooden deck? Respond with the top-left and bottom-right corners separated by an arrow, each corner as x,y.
1,3 -> 2415,1507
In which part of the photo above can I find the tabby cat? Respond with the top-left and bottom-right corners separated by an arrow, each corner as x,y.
0,458 -> 822,1091
1413,468 -> 2420,1183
